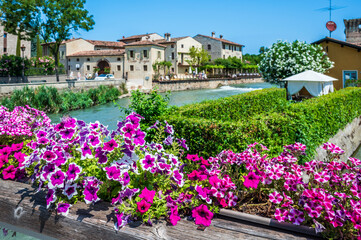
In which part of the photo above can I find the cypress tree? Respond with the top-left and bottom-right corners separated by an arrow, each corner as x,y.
16,32 -> 21,57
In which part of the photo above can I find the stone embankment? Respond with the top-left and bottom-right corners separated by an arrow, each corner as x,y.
0,79 -> 126,97
153,77 -> 263,92
315,115 -> 361,161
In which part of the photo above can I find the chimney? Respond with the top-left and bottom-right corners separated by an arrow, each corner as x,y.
220,35 -> 223,39
164,33 -> 171,41
167,33 -> 171,41
211,31 -> 215,38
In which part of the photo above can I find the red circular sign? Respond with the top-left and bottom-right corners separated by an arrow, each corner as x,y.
326,21 -> 337,32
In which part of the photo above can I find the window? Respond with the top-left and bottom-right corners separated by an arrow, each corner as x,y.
223,44 -> 225,49
143,65 -> 148,71
223,55 -> 225,59
171,52 -> 175,60
76,58 -> 79,62
171,67 -> 174,72
130,50 -> 134,58
68,59 -> 71,62
171,44 -> 174,48
117,65 -> 121,71
87,65 -> 90,71
68,65 -> 71,70
87,58 -> 90,61
3,48 -> 6,53
143,50 -> 148,58
3,33 -> 7,38
343,70 -> 358,88
60,51 -> 65,60
181,44 -> 184,48
130,65 -> 134,71
117,57 -> 121,61
157,51 -> 161,59
207,44 -> 211,50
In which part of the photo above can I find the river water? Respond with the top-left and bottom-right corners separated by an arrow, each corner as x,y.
48,82 -> 276,130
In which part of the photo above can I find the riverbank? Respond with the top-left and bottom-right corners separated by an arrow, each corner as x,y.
153,76 -> 263,92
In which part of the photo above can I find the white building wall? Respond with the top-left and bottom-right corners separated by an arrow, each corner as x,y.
193,36 -> 222,60
0,25 -> 31,58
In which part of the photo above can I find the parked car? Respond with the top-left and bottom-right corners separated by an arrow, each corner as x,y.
94,74 -> 115,80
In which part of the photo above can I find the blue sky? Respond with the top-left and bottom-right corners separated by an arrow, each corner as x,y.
74,0 -> 361,54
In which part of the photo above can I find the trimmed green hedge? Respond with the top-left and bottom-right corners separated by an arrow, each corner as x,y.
173,88 -> 287,122
165,87 -> 361,163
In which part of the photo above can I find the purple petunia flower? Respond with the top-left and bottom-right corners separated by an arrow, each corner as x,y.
42,150 -> 57,162
48,169 -> 65,188
139,187 -> 156,204
57,202 -> 71,216
88,135 -> 100,147
83,180 -> 100,204
46,189 -> 57,208
121,123 -> 135,139
105,165 -> 121,180
133,129 -> 145,146
114,209 -> 128,230
192,204 -> 213,226
37,137 -> 49,145
66,163 -> 82,182
163,135 -> 173,146
103,139 -> 118,152
126,114 -> 141,128
11,142 -> 23,152
164,121 -> 174,135
81,142 -> 92,158
63,183 -> 78,199
141,155 -> 155,170
59,128 -> 75,140
40,163 -> 56,181
36,131 -> 47,139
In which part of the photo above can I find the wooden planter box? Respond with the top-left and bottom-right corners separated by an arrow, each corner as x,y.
0,180 -> 319,240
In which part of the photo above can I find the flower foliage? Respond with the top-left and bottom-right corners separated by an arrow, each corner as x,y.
259,40 -> 334,85
1,106 -> 361,239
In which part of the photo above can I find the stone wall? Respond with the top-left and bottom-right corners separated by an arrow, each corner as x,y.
153,77 -> 263,92
314,115 -> 361,162
0,79 -> 125,97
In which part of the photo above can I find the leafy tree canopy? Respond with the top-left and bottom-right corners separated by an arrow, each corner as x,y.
186,47 -> 210,67
259,40 -> 334,85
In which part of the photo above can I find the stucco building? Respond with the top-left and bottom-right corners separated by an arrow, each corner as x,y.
194,32 -> 244,60
118,33 -> 164,44
313,37 -> 361,90
124,40 -> 166,89
0,24 -> 31,58
154,34 -> 203,74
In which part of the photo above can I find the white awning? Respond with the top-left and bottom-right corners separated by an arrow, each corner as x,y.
282,70 -> 337,82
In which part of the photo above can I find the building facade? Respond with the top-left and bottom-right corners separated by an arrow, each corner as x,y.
344,18 -> 361,45
124,41 -> 166,89
0,24 -> 31,58
313,37 -> 361,90
194,32 -> 244,60
118,33 -> 163,44
154,34 -> 203,74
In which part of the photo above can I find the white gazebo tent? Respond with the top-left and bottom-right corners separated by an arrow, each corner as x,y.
282,70 -> 337,97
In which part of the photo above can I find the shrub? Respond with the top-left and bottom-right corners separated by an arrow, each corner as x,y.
173,88 -> 287,122
165,88 -> 361,162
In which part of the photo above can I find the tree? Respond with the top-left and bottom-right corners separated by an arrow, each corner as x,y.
36,35 -> 42,59
186,46 -> 210,69
16,32 -> 21,57
0,0 -> 95,82
259,40 -> 334,85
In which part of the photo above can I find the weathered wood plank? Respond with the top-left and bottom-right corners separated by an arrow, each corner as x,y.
0,180 -> 319,240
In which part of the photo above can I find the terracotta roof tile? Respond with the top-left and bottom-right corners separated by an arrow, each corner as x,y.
195,34 -> 244,47
124,40 -> 166,48
85,40 -> 125,47
117,33 -> 157,41
153,36 -> 188,44
67,49 -> 125,57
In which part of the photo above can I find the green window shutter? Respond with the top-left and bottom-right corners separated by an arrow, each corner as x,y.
140,51 -> 143,60
127,51 -> 130,60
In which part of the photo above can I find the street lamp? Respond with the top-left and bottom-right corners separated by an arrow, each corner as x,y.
21,44 -> 26,82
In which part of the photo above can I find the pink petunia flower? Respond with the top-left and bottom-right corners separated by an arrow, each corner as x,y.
192,204 -> 213,226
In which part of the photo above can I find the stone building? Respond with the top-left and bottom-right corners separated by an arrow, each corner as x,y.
154,34 -> 203,74
0,24 -> 31,58
194,32 -> 244,60
118,33 -> 163,44
124,40 -> 166,89
42,38 -> 125,77
344,18 -> 361,45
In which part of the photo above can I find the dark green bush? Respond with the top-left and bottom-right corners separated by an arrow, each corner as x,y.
164,87 -> 361,163
173,88 -> 287,121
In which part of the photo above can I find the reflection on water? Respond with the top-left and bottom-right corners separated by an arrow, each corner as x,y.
48,82 -> 276,131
